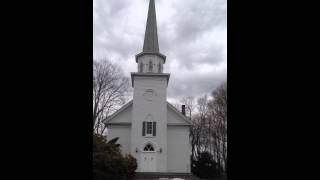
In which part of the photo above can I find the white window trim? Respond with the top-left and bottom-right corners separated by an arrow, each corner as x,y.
145,134 -> 154,138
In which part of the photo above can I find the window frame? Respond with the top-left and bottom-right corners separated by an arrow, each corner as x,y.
146,121 -> 153,136
143,121 -> 156,137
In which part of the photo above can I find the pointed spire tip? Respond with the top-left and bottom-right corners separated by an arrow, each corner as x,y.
142,0 -> 159,53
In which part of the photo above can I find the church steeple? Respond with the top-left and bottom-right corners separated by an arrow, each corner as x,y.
131,0 -> 170,87
135,0 -> 166,63
143,0 -> 159,53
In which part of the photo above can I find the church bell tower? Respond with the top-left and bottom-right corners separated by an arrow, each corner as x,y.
130,0 -> 170,172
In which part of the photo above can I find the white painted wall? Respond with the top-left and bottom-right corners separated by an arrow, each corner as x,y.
167,125 -> 191,173
107,125 -> 131,155
166,104 -> 191,172
106,103 -> 133,155
131,75 -> 168,172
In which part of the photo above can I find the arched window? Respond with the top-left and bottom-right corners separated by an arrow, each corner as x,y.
143,143 -> 155,151
149,61 -> 153,72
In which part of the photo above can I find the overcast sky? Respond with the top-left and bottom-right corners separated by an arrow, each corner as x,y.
93,0 -> 227,104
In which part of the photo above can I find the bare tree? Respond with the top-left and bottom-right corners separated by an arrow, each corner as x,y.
189,82 -> 227,176
190,95 -> 208,166
93,59 -> 129,135
211,82 -> 227,173
207,82 -> 227,174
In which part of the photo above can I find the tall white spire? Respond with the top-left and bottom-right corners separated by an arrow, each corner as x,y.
143,0 -> 159,53
135,0 -> 166,63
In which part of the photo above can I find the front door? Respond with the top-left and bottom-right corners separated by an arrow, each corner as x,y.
141,152 -> 156,172
141,143 -> 156,172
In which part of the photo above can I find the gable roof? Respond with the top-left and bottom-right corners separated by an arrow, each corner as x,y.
167,102 -> 193,125
103,100 -> 192,126
103,100 -> 133,124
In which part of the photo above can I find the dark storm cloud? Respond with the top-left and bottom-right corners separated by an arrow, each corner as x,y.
94,0 -> 227,101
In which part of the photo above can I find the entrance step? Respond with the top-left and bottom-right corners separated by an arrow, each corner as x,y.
134,172 -> 199,180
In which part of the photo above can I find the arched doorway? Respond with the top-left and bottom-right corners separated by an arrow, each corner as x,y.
141,142 -> 156,172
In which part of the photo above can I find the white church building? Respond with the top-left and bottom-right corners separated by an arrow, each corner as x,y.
104,0 -> 192,173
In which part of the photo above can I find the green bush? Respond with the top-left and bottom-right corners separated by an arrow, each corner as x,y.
192,151 -> 219,178
93,134 -> 137,180
123,154 -> 138,180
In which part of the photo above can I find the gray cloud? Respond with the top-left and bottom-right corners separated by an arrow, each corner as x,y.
94,0 -> 227,102
171,0 -> 227,43
168,70 -> 227,99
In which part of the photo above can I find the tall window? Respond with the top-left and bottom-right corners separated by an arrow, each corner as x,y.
142,121 -> 156,136
158,63 -> 161,73
139,62 -> 143,72
149,61 -> 153,72
146,122 -> 152,135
